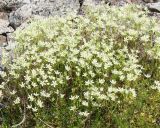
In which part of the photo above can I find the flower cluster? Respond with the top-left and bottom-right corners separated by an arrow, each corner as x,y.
151,81 -> 160,92
0,4 -> 160,128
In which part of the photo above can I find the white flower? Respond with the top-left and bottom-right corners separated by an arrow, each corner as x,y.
144,74 -> 151,78
154,81 -> 160,86
69,95 -> 79,100
82,101 -> 88,106
100,87 -> 104,92
40,81 -> 45,86
24,75 -> 31,82
42,75 -> 48,80
0,71 -> 6,77
110,80 -> 116,85
14,97 -> 20,104
76,72 -> 80,76
131,89 -> 137,98
98,94 -> 107,100
60,94 -> 65,98
84,92 -> 90,99
79,111 -> 90,117
93,102 -> 99,107
65,65 -> 71,71
82,73 -> 87,77
55,70 -> 60,75
58,78 -> 64,84
10,90 -> 16,95
37,99 -> 43,108
32,107 -> 38,112
155,37 -> 160,44
141,35 -> 149,42
0,90 -> 3,97
70,106 -> 76,111
40,90 -> 50,98
104,62 -> 112,69
20,82 -> 25,88
32,82 -> 37,87
34,93 -> 39,96
98,79 -> 105,84
89,71 -> 95,77
85,80 -> 94,86
127,73 -> 134,81
151,81 -> 160,92
0,82 -> 5,89
51,81 -> 57,87
27,104 -> 32,109
66,76 -> 70,80
92,59 -> 101,67
92,59 -> 98,66
108,93 -> 116,101
31,69 -> 37,77
46,64 -> 52,70
120,75 -> 125,81
124,37 -> 129,42
112,69 -> 119,75
104,73 -> 108,77
108,86 -> 116,93
27,85 -> 31,89
28,94 -> 34,102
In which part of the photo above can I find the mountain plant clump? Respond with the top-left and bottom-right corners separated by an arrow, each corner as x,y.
0,4 -> 160,128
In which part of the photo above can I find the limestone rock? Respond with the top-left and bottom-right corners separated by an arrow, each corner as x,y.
32,0 -> 79,16
8,0 -> 79,30
143,0 -> 160,3
9,4 -> 33,29
0,0 -> 28,12
0,19 -> 14,34
0,35 -> 7,47
147,2 -> 160,12
0,12 -> 8,20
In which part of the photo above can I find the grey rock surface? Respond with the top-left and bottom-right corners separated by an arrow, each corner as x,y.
9,4 -> 33,29
0,19 -> 14,34
147,2 -> 160,12
0,12 -> 8,20
0,0 -> 29,12
32,0 -> 79,16
8,0 -> 79,30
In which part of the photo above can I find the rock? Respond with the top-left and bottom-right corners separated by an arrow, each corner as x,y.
32,0 -> 79,16
143,0 -> 154,3
143,0 -> 160,3
0,19 -> 14,34
147,2 -> 160,12
9,4 -> 33,30
148,11 -> 160,19
0,0 -> 29,12
8,0 -> 79,30
0,12 -> 8,20
0,35 -> 7,47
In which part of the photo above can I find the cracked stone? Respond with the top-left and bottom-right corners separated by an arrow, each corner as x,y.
147,2 -> 160,13
0,19 -> 14,34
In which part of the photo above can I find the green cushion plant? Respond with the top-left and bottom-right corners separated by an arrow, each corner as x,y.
0,4 -> 160,128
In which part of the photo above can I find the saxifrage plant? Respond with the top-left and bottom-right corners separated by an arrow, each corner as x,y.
0,4 -> 160,128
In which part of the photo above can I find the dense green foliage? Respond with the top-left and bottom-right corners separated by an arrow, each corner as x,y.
0,4 -> 160,128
